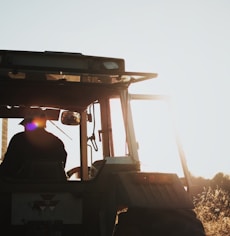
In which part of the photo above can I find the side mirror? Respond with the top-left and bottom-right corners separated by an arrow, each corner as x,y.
61,111 -> 81,125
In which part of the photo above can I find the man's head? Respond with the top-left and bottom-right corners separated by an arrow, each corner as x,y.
20,114 -> 47,131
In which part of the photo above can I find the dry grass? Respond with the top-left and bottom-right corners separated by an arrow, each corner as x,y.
193,186 -> 230,236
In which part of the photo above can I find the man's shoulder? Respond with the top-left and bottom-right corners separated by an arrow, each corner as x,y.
12,131 -> 26,138
7,131 -> 27,145
44,130 -> 63,142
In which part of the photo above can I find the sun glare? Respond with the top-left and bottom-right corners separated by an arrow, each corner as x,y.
130,98 -> 185,177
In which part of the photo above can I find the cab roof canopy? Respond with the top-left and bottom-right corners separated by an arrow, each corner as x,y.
0,50 -> 157,114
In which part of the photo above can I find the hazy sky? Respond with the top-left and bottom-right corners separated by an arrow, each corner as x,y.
1,0 -> 230,178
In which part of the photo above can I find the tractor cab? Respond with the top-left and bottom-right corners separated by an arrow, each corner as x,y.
0,50 -> 157,181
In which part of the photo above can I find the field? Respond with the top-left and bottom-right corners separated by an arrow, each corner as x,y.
193,184 -> 230,236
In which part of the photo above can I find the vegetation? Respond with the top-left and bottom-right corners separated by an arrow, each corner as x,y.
191,173 -> 230,236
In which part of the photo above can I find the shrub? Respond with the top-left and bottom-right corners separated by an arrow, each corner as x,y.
193,186 -> 230,236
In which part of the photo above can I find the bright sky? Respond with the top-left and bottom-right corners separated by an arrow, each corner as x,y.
1,0 -> 230,179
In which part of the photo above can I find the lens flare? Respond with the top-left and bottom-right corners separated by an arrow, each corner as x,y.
25,118 -> 45,131
25,122 -> 38,131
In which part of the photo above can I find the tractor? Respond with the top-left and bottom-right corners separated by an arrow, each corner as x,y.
0,50 -> 205,235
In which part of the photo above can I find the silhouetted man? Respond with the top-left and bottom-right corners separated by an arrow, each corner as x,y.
0,115 -> 67,180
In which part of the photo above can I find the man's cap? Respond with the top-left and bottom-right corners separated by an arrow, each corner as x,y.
19,114 -> 47,128
19,117 -> 33,126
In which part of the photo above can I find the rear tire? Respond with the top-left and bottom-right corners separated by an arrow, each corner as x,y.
114,208 -> 206,236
